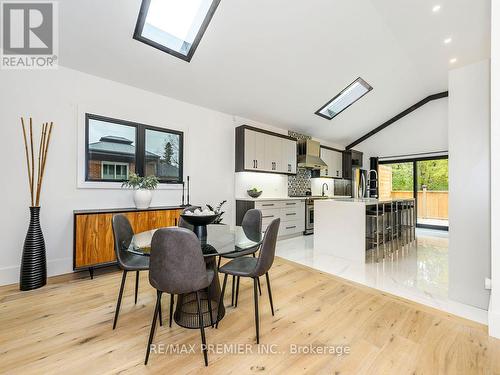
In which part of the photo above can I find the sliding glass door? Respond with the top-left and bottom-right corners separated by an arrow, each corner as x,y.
416,159 -> 448,228
378,156 -> 448,230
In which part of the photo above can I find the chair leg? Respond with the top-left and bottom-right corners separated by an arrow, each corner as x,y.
257,277 -> 262,296
134,271 -> 139,304
234,277 -> 240,308
196,291 -> 209,366
144,291 -> 162,365
158,295 -> 163,327
231,275 -> 235,306
216,274 -> 228,329
169,294 -> 174,328
265,272 -> 274,316
253,277 -> 260,344
217,256 -> 221,269
206,287 -> 214,327
113,270 -> 127,330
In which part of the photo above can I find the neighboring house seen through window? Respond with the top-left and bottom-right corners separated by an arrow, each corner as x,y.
85,114 -> 183,183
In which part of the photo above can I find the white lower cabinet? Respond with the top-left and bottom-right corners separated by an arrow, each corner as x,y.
257,200 -> 305,238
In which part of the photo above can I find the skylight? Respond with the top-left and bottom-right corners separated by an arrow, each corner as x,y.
315,78 -> 373,120
134,0 -> 221,62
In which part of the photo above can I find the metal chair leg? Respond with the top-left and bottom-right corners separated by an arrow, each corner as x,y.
195,291 -> 208,366
206,287 -> 214,327
253,278 -> 260,344
265,272 -> 274,316
134,271 -> 139,304
231,275 -> 235,306
144,291 -> 162,365
113,270 -> 127,330
158,295 -> 163,327
234,277 -> 240,307
216,274 -> 228,329
257,277 -> 262,296
217,256 -> 221,269
169,294 -> 174,328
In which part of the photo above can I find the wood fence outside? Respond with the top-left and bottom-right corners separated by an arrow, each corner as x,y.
391,190 -> 448,219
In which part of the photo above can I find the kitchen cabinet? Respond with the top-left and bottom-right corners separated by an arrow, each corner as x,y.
236,199 -> 305,238
282,138 -> 297,174
319,147 -> 343,178
342,149 -> 363,180
236,125 -> 297,175
243,129 -> 267,171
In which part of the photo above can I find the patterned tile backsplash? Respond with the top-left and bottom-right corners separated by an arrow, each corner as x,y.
287,131 -> 312,196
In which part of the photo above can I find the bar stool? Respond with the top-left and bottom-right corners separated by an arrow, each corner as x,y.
398,200 -> 412,251
383,201 -> 400,256
366,204 -> 385,262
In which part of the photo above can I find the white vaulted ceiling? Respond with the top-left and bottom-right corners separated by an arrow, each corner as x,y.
59,0 -> 490,146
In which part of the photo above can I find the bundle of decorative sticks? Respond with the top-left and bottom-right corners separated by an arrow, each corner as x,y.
20,117 -> 54,207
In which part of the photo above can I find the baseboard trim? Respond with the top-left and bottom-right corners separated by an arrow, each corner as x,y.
0,257 -> 72,287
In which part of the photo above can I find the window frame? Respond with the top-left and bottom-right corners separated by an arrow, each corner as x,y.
315,77 -> 373,120
85,113 -> 184,184
133,0 -> 221,63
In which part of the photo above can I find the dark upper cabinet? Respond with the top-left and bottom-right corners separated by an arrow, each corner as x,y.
342,149 -> 363,180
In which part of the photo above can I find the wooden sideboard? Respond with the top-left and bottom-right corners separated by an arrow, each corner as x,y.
73,206 -> 183,277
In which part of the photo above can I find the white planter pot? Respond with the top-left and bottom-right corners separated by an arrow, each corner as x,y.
133,189 -> 152,209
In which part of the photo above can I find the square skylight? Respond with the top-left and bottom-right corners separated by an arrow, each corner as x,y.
133,0 -> 221,62
315,78 -> 373,120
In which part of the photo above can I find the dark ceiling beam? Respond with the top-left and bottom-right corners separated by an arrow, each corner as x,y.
345,91 -> 449,150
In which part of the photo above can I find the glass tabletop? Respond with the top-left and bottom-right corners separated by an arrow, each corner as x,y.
126,224 -> 262,257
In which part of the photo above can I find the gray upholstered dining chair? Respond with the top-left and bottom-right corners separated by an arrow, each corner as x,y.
217,209 -> 263,305
145,227 -> 214,366
111,214 -> 154,330
216,218 -> 280,344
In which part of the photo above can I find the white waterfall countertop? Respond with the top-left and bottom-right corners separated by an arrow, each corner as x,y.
313,198 -> 413,263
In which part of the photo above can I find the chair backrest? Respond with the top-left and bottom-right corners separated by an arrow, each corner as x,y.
149,227 -> 210,294
178,205 -> 201,230
112,214 -> 134,268
242,209 -> 262,242
253,218 -> 280,277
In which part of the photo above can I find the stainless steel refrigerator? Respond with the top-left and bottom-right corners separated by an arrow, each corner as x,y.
352,168 -> 368,198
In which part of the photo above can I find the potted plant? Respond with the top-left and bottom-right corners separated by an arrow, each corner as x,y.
122,173 -> 159,209
206,200 -> 227,224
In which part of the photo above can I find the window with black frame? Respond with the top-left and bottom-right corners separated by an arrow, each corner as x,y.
85,114 -> 183,183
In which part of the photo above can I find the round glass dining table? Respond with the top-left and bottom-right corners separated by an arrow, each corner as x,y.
126,224 -> 262,329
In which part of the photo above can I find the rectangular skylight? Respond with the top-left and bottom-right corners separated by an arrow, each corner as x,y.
133,0 -> 221,62
315,78 -> 373,120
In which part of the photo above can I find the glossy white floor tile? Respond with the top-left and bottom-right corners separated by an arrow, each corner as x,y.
276,229 -> 488,324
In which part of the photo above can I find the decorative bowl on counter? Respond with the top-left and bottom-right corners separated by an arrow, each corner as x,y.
247,189 -> 263,198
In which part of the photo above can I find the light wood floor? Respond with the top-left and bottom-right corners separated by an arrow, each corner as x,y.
1,257 -> 500,375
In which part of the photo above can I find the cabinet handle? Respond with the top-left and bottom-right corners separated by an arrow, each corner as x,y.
262,215 -> 274,218
288,164 -> 291,172
262,204 -> 274,207
286,202 -> 296,205
286,225 -> 296,229
286,213 -> 296,216
256,160 -> 258,168
326,169 -> 328,176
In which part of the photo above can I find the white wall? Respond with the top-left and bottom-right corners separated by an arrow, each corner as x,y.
448,59 -> 491,309
356,98 -> 448,164
0,67 -> 236,285
234,172 -> 288,198
489,1 -> 500,337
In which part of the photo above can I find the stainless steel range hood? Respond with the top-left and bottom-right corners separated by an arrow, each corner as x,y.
297,139 -> 328,170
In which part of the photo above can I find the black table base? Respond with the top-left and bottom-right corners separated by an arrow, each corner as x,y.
173,257 -> 225,329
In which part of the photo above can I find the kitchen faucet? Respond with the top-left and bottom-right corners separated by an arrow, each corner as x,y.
321,183 -> 329,197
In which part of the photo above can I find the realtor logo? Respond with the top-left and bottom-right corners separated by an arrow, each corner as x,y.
1,1 -> 58,69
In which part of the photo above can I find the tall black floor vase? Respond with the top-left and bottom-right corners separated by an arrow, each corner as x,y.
20,206 -> 47,291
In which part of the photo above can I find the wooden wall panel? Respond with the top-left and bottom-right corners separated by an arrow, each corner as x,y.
74,209 -> 182,270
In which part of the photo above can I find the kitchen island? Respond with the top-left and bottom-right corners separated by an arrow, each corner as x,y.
314,198 -> 415,263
